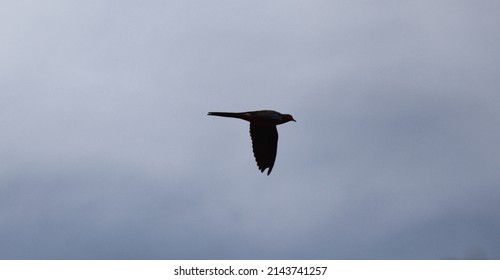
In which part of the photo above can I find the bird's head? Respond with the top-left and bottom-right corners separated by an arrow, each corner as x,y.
282,114 -> 296,123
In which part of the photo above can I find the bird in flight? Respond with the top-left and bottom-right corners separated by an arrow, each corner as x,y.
208,110 -> 295,175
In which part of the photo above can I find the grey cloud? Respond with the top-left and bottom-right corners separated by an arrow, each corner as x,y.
1,0 -> 500,259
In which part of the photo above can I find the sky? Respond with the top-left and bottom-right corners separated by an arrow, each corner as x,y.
1,0 -> 500,259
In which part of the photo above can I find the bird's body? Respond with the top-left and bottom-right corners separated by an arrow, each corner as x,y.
208,110 -> 295,175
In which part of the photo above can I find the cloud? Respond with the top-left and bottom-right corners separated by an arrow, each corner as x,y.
1,0 -> 499,259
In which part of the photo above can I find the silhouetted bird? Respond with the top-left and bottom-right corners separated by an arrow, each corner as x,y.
208,110 -> 295,175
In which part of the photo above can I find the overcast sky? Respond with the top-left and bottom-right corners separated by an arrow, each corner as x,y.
1,0 -> 500,259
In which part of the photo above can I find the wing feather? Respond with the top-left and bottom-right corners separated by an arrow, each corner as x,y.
249,124 -> 278,175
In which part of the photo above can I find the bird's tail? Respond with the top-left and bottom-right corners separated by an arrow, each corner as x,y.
207,112 -> 250,121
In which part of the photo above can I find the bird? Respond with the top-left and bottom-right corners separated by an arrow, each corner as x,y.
208,110 -> 295,175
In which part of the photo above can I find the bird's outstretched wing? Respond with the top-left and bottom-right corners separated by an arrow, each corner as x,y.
249,124 -> 278,175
